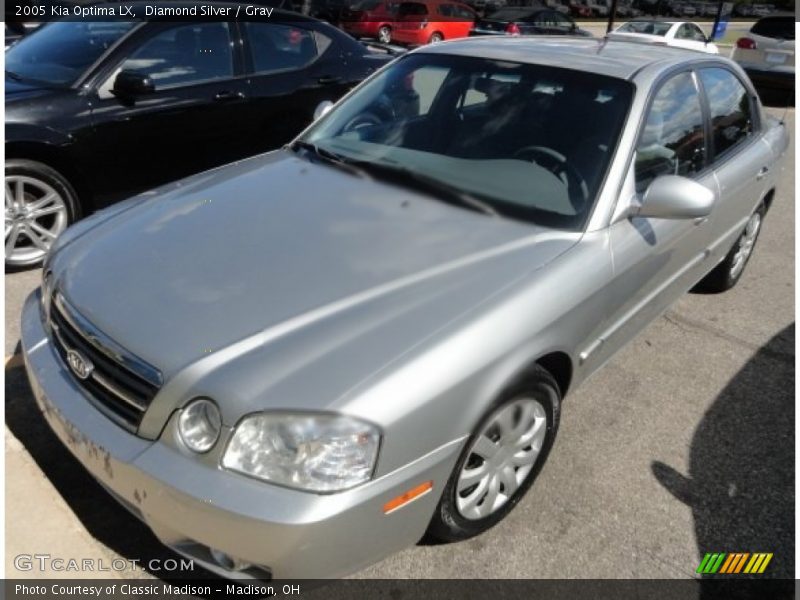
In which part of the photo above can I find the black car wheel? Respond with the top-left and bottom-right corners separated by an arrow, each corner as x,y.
426,364 -> 561,541
5,159 -> 79,269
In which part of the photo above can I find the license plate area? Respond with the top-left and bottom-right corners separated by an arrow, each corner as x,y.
766,52 -> 787,64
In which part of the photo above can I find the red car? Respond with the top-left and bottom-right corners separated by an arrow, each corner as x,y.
391,0 -> 476,45
341,0 -> 400,43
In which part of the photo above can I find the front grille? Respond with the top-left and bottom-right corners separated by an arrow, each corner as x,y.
48,292 -> 162,432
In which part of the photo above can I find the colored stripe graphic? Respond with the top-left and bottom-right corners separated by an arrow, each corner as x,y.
719,554 -> 736,573
698,553 -> 773,574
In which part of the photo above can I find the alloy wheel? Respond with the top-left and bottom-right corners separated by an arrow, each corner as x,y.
456,397 -> 547,520
729,212 -> 761,280
5,175 -> 68,266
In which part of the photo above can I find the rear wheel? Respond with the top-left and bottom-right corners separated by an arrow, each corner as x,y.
694,204 -> 765,293
426,365 -> 561,541
377,25 -> 392,43
5,159 -> 79,269
428,32 -> 444,43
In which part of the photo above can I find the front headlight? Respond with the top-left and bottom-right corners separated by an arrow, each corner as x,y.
222,413 -> 380,492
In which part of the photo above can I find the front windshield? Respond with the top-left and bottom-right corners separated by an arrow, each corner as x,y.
6,21 -> 137,86
302,53 -> 632,231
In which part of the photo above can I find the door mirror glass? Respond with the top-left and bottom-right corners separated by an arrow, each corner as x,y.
314,100 -> 334,120
635,175 -> 714,220
112,70 -> 155,97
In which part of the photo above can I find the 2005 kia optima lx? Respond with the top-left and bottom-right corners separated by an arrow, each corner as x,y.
22,37 -> 788,579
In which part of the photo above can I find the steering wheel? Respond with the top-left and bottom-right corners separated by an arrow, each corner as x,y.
513,145 -> 590,213
342,95 -> 397,134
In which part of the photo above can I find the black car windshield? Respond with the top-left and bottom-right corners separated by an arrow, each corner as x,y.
486,8 -> 540,20
6,21 -> 137,86
302,53 -> 633,231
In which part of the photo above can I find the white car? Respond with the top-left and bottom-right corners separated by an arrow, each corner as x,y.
609,19 -> 719,54
731,15 -> 794,92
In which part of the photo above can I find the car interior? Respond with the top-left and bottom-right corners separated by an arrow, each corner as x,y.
320,58 -> 632,228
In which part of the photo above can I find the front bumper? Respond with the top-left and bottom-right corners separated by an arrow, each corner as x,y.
21,290 -> 463,579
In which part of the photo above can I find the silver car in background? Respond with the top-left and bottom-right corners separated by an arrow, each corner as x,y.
22,38 -> 789,579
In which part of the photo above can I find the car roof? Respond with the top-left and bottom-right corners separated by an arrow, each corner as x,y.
416,36 -> 718,80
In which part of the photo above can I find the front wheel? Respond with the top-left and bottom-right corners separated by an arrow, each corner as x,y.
426,365 -> 561,541
694,204 -> 765,293
5,159 -> 79,269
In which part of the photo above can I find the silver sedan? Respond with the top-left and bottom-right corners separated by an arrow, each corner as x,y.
21,37 -> 789,579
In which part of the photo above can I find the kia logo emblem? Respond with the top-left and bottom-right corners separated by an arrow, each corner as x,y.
66,349 -> 94,380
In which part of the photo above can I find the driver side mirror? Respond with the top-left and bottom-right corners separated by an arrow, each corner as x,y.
634,175 -> 714,220
112,70 -> 155,98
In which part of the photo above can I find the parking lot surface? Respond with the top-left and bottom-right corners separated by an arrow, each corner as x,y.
4,108 -> 794,581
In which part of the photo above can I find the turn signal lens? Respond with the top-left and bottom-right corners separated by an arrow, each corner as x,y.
383,481 -> 433,514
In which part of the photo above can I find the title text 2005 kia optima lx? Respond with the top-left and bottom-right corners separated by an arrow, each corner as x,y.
22,37 -> 788,579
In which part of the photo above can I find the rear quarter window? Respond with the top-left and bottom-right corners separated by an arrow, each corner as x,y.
751,16 -> 794,40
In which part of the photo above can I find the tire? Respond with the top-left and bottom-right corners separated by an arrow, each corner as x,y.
426,364 -> 561,542
428,32 -> 444,44
5,159 -> 80,269
377,25 -> 392,44
694,204 -> 765,294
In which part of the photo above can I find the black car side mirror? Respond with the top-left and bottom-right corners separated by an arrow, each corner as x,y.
112,70 -> 155,98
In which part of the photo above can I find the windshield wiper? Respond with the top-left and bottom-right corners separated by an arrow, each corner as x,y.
347,159 -> 498,217
287,140 -> 369,179
5,70 -> 23,81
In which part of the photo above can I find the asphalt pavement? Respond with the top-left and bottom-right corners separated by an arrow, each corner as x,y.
4,108 -> 794,582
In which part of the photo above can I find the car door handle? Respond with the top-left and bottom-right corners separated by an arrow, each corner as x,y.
694,216 -> 708,226
756,167 -> 769,181
317,76 -> 342,85
213,91 -> 245,102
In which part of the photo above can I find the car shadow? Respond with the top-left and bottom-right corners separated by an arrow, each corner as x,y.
652,324 -> 794,589
5,354 -> 222,582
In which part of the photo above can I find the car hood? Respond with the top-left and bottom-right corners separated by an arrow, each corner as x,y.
5,76 -> 60,102
51,151 -> 580,381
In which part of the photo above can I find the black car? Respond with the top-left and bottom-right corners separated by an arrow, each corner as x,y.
470,6 -> 591,36
5,3 -> 395,267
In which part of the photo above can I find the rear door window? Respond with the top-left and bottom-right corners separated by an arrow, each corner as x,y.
698,67 -> 755,159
